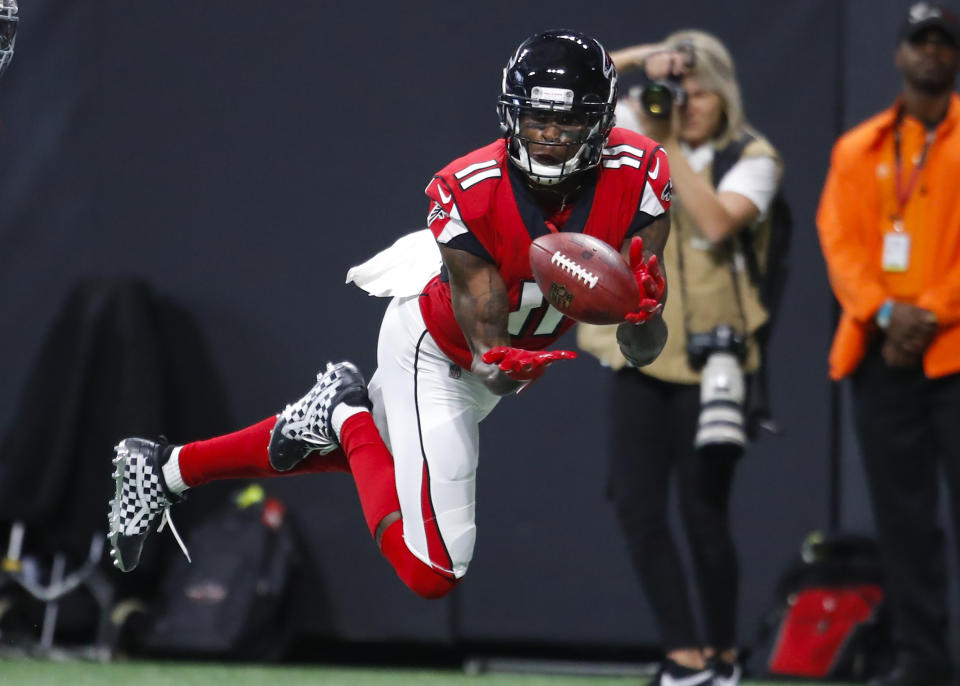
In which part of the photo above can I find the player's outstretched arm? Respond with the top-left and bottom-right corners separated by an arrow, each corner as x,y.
618,214 -> 670,366
440,244 -> 524,395
440,244 -> 575,394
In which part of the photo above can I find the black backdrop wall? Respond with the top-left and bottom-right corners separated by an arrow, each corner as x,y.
0,0 -> 956,654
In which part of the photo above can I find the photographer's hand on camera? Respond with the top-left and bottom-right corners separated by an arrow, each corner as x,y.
618,46 -> 690,144
609,43 -> 690,78
642,48 -> 692,81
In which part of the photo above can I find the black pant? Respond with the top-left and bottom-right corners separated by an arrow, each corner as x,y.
851,344 -> 960,670
608,369 -> 739,651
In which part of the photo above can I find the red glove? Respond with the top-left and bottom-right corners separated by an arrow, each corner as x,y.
481,346 -> 577,382
624,236 -> 666,324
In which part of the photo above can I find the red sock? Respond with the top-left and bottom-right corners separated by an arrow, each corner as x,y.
338,413 -> 458,598
178,416 -> 350,487
379,519 -> 458,599
338,412 -> 402,537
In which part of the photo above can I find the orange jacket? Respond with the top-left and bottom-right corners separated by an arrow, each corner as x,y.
817,94 -> 960,380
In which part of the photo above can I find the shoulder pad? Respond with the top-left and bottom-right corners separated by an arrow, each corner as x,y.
601,128 -> 661,172
607,126 -> 660,151
427,140 -> 508,224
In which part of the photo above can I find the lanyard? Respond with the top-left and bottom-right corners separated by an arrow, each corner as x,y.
893,112 -> 936,218
675,217 -> 748,339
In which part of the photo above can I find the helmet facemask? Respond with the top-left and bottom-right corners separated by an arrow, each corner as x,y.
499,95 -> 614,186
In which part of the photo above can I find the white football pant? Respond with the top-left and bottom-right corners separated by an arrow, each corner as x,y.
368,295 -> 499,578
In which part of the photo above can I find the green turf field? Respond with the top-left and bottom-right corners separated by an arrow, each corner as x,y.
0,658 -> 860,686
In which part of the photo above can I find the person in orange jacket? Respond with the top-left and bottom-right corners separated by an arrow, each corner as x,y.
817,4 -> 960,685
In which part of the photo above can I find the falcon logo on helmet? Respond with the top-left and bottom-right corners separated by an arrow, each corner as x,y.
0,0 -> 17,79
497,29 -> 618,186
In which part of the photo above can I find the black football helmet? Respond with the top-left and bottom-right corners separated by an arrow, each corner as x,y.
0,0 -> 17,79
498,30 -> 618,186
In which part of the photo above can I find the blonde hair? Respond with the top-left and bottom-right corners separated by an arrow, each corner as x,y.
662,29 -> 745,148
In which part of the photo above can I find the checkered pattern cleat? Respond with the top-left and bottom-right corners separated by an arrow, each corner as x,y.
268,361 -> 371,471
108,437 -> 189,572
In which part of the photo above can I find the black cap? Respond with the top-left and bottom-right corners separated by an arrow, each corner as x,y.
900,2 -> 960,46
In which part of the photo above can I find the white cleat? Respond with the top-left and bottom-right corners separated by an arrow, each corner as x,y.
268,361 -> 371,471
107,438 -> 189,572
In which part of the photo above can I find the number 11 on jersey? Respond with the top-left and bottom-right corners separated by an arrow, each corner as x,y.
508,281 -> 565,337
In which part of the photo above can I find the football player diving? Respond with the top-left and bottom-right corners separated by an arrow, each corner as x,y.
108,30 -> 671,599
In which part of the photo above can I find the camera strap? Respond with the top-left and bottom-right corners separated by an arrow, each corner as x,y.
675,210 -> 749,341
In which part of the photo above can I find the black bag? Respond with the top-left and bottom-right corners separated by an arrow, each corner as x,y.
750,532 -> 893,681
0,278 -> 233,653
141,486 -> 299,660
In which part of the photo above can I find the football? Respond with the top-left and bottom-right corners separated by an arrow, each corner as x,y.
529,232 -> 639,325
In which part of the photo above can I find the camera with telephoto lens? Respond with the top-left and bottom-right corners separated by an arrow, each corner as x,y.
632,42 -> 695,120
686,324 -> 748,458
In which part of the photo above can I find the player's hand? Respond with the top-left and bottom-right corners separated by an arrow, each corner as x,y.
624,236 -> 666,324
481,346 -> 577,382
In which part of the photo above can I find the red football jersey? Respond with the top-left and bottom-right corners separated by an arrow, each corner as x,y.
419,128 -> 671,370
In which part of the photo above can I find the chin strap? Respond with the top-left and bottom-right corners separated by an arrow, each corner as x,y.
512,138 -> 589,186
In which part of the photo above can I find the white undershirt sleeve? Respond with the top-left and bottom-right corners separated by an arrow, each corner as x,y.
716,155 -> 779,219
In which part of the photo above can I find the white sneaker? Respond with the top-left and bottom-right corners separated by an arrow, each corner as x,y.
711,660 -> 741,686
654,660 -> 714,686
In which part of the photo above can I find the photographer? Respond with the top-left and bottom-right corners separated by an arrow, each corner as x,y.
577,30 -> 782,686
